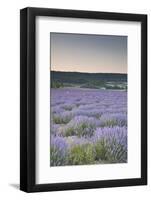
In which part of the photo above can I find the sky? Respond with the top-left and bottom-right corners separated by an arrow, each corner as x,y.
50,33 -> 127,74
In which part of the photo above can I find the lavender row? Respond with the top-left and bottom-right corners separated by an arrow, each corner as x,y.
50,126 -> 127,166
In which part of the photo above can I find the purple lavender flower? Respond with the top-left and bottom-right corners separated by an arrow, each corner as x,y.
50,136 -> 68,166
92,126 -> 127,162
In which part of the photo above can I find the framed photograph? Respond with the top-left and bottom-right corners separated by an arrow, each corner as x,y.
20,7 -> 147,192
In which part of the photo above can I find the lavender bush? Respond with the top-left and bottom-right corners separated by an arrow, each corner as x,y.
50,136 -> 68,166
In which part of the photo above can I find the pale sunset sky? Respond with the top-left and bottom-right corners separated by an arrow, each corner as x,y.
50,33 -> 127,74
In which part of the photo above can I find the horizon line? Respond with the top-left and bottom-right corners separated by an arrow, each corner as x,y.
51,70 -> 127,75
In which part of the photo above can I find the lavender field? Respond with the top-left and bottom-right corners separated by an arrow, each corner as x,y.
50,88 -> 127,166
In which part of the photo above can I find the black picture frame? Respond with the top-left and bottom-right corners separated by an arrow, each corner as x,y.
20,7 -> 147,192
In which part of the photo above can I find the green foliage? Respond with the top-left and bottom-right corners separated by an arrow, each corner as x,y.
94,139 -> 108,161
62,126 -> 75,137
102,119 -> 118,127
51,71 -> 127,90
76,123 -> 95,137
51,81 -> 64,88
50,137 -> 127,166
106,140 -> 127,163
62,104 -> 73,111
105,85 -> 123,90
51,71 -> 127,85
63,122 -> 95,137
68,144 -> 95,165
53,114 -> 72,124
94,138 -> 127,163
50,146 -> 67,166
80,80 -> 105,89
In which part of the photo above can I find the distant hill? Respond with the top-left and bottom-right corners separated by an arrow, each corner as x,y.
51,71 -> 127,90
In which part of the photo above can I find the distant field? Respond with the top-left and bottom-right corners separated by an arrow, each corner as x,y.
51,71 -> 127,90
